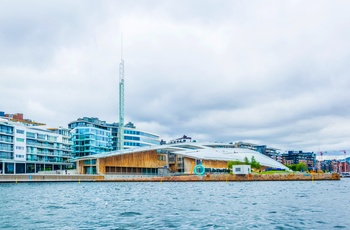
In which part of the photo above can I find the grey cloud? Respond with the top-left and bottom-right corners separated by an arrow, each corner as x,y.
1,0 -> 350,153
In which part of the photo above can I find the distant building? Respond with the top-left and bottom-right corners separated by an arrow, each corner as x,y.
1,111 -> 46,126
68,117 -> 160,157
320,159 -> 339,172
338,159 -> 350,173
0,118 -> 72,174
223,141 -> 282,163
234,142 -> 279,157
319,158 -> 350,173
169,135 -> 194,144
281,150 -> 316,169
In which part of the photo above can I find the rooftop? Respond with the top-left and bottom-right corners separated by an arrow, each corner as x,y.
74,142 -> 289,170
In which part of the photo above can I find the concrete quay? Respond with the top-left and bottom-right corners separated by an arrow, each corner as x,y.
0,172 -> 340,183
0,174 -> 104,183
102,172 -> 340,182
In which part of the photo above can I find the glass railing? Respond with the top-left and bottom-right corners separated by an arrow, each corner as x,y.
0,147 -> 14,151
0,129 -> 14,135
26,156 -> 38,161
0,138 -> 13,143
26,142 -> 56,149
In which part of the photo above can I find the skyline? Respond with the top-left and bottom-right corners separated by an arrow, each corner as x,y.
1,1 -> 350,154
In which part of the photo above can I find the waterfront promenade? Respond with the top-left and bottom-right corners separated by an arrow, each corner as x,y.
0,172 -> 340,183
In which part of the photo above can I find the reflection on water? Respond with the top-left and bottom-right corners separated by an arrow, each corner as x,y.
1,179 -> 350,229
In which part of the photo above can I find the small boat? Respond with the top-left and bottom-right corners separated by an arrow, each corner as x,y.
340,172 -> 350,178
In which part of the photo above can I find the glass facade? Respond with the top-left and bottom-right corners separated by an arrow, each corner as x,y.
71,126 -> 113,157
68,118 -> 160,151
0,124 -> 14,160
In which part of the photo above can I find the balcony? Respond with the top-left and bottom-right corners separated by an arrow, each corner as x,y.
0,129 -> 14,135
0,147 -> 14,151
26,156 -> 38,161
0,138 -> 13,143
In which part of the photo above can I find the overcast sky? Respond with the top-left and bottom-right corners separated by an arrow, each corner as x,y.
1,0 -> 350,155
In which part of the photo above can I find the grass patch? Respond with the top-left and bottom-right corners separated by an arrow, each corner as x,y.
256,171 -> 291,175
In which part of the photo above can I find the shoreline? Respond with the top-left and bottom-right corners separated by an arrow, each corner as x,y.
0,173 -> 340,183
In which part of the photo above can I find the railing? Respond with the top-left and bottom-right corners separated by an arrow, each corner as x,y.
26,158 -> 71,163
26,142 -> 55,148
27,151 -> 73,157
0,147 -> 14,151
27,142 -> 71,151
0,129 -> 13,135
0,138 -> 13,143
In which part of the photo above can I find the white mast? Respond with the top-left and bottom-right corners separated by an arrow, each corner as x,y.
118,36 -> 124,150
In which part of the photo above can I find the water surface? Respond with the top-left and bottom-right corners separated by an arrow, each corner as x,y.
1,179 -> 349,229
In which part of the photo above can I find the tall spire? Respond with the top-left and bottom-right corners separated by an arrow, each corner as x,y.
118,35 -> 124,150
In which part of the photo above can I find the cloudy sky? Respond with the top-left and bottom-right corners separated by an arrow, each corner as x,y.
1,0 -> 350,154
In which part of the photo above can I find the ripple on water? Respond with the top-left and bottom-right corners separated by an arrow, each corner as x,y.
1,181 -> 350,229
44,205 -> 66,209
119,211 -> 142,217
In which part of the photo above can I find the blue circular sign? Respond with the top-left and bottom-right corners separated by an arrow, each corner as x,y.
194,164 -> 205,175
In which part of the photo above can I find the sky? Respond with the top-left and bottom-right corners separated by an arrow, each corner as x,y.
1,0 -> 350,155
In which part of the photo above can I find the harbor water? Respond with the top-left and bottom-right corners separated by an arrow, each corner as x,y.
1,179 -> 350,229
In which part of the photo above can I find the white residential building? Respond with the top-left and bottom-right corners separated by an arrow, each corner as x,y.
0,118 -> 72,174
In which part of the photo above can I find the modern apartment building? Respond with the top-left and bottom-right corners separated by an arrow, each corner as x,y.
281,150 -> 316,169
0,118 -> 72,174
234,142 -> 280,161
68,117 -> 160,157
70,126 -> 113,158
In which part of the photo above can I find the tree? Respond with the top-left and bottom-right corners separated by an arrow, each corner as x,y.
285,163 -> 307,172
244,157 -> 250,165
228,157 -> 262,171
295,162 -> 308,172
250,156 -> 261,170
227,160 -> 244,169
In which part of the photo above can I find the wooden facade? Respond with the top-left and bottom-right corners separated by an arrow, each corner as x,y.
76,150 -> 230,175
183,157 -> 228,174
76,150 -> 167,174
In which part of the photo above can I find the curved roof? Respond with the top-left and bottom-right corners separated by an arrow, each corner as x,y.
75,142 -> 289,170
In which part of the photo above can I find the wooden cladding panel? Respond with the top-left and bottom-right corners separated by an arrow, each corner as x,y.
202,160 -> 227,169
100,150 -> 165,168
184,158 -> 195,174
183,158 -> 228,174
76,161 -> 85,174
98,159 -> 105,174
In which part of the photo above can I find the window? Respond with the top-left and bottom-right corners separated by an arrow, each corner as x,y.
158,155 -> 166,161
16,129 -> 24,134
16,146 -> 25,150
235,167 -> 241,172
26,132 -> 36,138
84,159 -> 96,164
16,138 -> 24,142
37,134 -> 46,140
